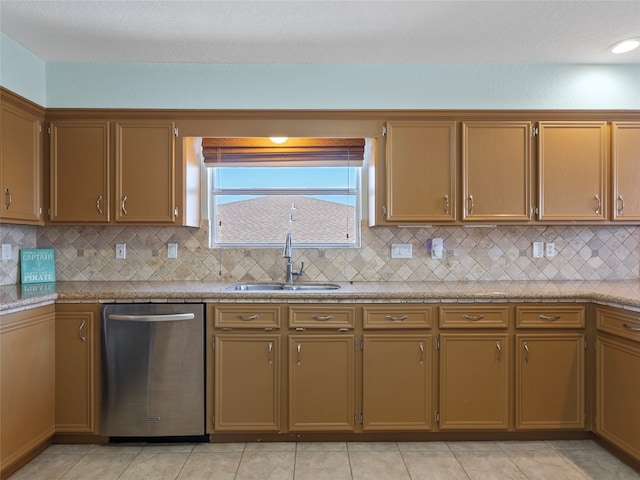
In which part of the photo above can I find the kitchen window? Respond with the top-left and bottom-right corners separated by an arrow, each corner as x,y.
205,138 -> 364,248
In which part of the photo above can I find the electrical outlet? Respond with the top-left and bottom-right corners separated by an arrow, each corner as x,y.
1,244 -> 11,262
115,244 -> 126,259
167,243 -> 178,259
545,242 -> 556,258
391,244 -> 412,259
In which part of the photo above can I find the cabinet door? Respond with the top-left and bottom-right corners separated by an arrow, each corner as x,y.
439,334 -> 510,430
50,122 -> 110,223
55,306 -> 101,433
214,334 -> 280,431
515,334 -> 585,430
289,334 -> 355,431
115,121 -> 176,223
462,121 -> 532,221
384,121 -> 456,222
1,306 -> 55,475
362,334 -> 432,431
612,122 -> 640,221
0,103 -> 42,224
538,122 -> 608,221
596,336 -> 640,461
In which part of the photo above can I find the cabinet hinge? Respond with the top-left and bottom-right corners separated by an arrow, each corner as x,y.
532,126 -> 539,136
354,412 -> 363,425
435,411 -> 440,423
174,127 -> 179,137
382,125 -> 387,137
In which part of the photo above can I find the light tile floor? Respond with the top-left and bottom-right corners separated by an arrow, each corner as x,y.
9,440 -> 640,480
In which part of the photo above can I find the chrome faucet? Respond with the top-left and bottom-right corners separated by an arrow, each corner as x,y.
283,232 -> 304,284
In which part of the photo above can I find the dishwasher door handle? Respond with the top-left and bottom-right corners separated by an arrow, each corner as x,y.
108,313 -> 196,322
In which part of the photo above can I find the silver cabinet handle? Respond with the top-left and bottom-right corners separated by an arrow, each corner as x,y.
594,193 -> 601,215
618,195 -> 625,215
4,188 -> 11,210
121,195 -> 128,215
385,315 -> 408,322
78,319 -> 86,342
623,323 -> 640,332
268,341 -> 273,365
496,341 -> 502,363
419,342 -> 424,365
96,195 -> 103,215
462,314 -> 484,321
523,342 -> 529,364
312,314 -> 334,321
468,194 -> 474,214
538,314 -> 561,321
444,194 -> 450,215
296,343 -> 301,366
236,314 -> 259,321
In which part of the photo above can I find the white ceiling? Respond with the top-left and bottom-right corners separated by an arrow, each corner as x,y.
1,0 -> 639,64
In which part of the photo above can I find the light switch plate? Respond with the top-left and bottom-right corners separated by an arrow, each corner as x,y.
431,238 -> 444,259
532,242 -> 544,258
115,244 -> 126,259
1,244 -> 11,262
167,243 -> 178,259
391,244 -> 412,259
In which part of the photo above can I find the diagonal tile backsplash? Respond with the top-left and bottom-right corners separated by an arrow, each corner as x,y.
1,222 -> 638,285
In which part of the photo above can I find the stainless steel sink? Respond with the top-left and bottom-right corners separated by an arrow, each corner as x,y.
228,282 -> 340,291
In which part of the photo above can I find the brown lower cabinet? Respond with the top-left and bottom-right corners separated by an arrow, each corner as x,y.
1,305 -> 55,479
54,304 -> 102,435
288,334 -> 356,432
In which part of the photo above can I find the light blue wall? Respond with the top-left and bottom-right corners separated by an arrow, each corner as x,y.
2,33 -> 639,109
45,62 -> 640,109
0,33 -> 46,106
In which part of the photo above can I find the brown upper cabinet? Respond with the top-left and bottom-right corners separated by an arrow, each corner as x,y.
611,122 -> 640,221
462,121 -> 532,222
50,121 -> 110,223
537,121 -> 608,222
48,119 -> 200,226
0,101 -> 44,225
383,121 -> 457,223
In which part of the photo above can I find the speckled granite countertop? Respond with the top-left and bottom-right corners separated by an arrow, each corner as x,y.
3,280 -> 640,315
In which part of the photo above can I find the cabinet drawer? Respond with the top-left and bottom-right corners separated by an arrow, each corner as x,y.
362,305 -> 432,329
214,305 -> 281,329
288,306 -> 356,329
596,306 -> 640,343
515,305 -> 585,328
439,305 -> 509,328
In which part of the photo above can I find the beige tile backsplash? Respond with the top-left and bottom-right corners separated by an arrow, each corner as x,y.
1,222 -> 638,285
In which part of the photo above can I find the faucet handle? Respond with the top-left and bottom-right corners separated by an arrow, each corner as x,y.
294,261 -> 305,277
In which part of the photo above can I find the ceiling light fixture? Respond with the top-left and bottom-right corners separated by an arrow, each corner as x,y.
610,38 -> 640,54
269,137 -> 288,144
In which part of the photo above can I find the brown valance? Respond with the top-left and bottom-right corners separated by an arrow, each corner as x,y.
202,137 -> 365,166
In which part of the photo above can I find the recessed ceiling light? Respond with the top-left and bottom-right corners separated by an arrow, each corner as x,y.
610,38 -> 640,54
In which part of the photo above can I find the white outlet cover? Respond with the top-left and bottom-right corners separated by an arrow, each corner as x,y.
1,244 -> 11,262
168,243 -> 178,259
532,242 -> 544,258
545,242 -> 556,258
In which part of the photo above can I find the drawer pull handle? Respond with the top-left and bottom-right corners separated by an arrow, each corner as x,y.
4,188 -> 11,210
121,195 -> 128,215
523,342 -> 529,364
385,315 -> 408,322
538,314 -> 561,321
594,193 -> 601,215
444,194 -> 450,215
618,195 -> 625,215
237,314 -> 259,321
78,319 -> 86,342
267,342 -> 273,365
623,323 -> 640,332
462,314 -> 484,321
297,343 -> 301,366
496,341 -> 502,363
467,194 -> 475,214
312,315 -> 334,321
419,342 -> 424,365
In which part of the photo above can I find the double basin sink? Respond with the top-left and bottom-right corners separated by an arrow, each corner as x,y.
228,282 -> 341,291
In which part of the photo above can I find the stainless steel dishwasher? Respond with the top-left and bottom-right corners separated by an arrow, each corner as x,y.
102,303 -> 205,438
